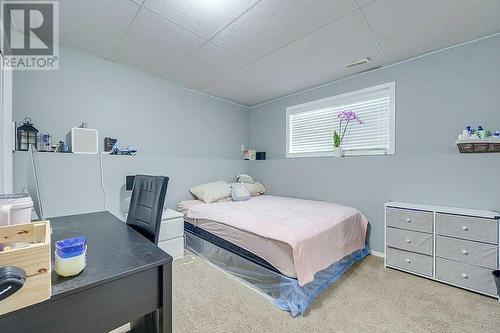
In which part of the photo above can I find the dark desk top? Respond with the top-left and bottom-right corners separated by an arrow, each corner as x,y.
50,211 -> 172,300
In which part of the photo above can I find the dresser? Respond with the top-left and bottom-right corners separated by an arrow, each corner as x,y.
385,202 -> 500,299
158,208 -> 185,259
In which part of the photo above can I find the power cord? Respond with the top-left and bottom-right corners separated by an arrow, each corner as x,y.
172,255 -> 197,269
98,153 -> 107,210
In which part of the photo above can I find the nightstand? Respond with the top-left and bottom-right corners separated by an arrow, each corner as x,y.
158,209 -> 184,259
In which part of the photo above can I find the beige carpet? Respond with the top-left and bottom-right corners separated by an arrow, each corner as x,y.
172,254 -> 500,333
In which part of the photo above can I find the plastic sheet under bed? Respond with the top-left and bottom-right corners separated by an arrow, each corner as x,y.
185,231 -> 369,317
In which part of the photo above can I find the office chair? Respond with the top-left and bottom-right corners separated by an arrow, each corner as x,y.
126,175 -> 169,245
126,175 -> 168,333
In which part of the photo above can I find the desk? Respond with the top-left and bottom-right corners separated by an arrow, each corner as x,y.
0,211 -> 172,333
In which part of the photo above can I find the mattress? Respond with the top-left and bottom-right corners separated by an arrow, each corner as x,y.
185,230 -> 369,317
185,217 -> 297,278
185,195 -> 368,286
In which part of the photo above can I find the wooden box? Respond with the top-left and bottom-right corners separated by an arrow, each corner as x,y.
0,221 -> 51,315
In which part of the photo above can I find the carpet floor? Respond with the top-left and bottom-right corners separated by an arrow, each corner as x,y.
172,254 -> 500,332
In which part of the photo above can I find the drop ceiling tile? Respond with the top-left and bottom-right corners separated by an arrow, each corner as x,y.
202,77 -> 272,107
144,0 -> 258,38
380,0 -> 500,63
272,45 -> 385,97
112,8 -> 207,79
361,0 -> 485,39
206,11 -> 382,106
207,44 -> 384,106
218,11 -> 376,88
113,8 -> 206,63
58,0 -> 140,59
212,0 -> 358,62
112,36 -> 182,79
170,42 -> 249,88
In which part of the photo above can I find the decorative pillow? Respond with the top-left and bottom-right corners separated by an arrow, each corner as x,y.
235,174 -> 255,184
231,181 -> 266,196
231,184 -> 251,202
189,181 -> 231,203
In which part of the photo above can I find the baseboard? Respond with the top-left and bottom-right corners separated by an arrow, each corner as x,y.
370,250 -> 385,258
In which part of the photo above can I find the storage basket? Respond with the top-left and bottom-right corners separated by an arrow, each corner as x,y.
456,139 -> 500,153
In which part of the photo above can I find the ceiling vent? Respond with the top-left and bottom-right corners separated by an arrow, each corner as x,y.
345,57 -> 371,68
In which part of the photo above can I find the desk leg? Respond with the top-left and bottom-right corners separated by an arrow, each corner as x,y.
159,262 -> 172,333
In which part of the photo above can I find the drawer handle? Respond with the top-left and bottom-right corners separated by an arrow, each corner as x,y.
406,218 -> 411,223
462,225 -> 469,231
405,239 -> 411,244
462,249 -> 468,255
406,259 -> 411,264
462,273 -> 468,279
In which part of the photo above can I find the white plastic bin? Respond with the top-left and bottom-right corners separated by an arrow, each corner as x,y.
0,193 -> 33,226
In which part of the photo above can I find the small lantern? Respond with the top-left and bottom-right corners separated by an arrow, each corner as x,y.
17,117 -> 38,151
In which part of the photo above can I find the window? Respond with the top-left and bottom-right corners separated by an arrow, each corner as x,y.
286,82 -> 395,158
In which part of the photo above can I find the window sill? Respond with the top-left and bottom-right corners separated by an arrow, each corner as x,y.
286,149 -> 394,158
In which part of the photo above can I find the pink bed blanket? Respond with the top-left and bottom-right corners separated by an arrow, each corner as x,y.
187,195 -> 368,286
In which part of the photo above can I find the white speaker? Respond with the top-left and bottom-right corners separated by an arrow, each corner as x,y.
69,127 -> 98,154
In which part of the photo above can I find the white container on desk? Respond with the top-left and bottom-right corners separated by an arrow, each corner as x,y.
158,209 -> 184,259
0,193 -> 33,226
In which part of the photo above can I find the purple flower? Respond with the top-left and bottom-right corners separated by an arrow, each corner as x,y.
333,110 -> 364,147
337,111 -> 363,124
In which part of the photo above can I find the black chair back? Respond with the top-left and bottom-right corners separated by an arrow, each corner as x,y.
126,175 -> 169,244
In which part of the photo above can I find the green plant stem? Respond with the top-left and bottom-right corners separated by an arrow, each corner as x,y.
340,120 -> 350,144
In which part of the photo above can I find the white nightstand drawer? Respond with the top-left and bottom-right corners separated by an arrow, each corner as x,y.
159,217 -> 184,241
158,237 -> 184,259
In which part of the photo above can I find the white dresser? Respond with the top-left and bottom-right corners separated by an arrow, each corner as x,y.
158,209 -> 184,259
385,202 -> 500,299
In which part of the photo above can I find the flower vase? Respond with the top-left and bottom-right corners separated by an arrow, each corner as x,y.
332,146 -> 343,158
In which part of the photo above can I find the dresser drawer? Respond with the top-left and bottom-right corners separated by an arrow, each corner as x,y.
436,213 -> 498,244
436,236 -> 498,269
158,217 -> 184,242
386,227 -> 433,255
436,258 -> 497,296
386,248 -> 433,277
386,208 -> 433,233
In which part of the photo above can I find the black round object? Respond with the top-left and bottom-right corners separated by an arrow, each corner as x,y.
0,266 -> 27,301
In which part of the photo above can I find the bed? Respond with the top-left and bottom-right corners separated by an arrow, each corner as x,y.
180,195 -> 369,316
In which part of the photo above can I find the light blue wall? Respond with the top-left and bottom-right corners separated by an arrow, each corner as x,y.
13,47 -> 249,218
13,37 -> 500,252
248,35 -> 500,252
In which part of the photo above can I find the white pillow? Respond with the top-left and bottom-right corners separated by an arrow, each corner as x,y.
235,174 -> 255,183
231,181 -> 265,196
189,181 -> 231,203
231,184 -> 251,202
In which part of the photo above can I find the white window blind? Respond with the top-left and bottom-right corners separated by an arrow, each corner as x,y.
286,82 -> 395,157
